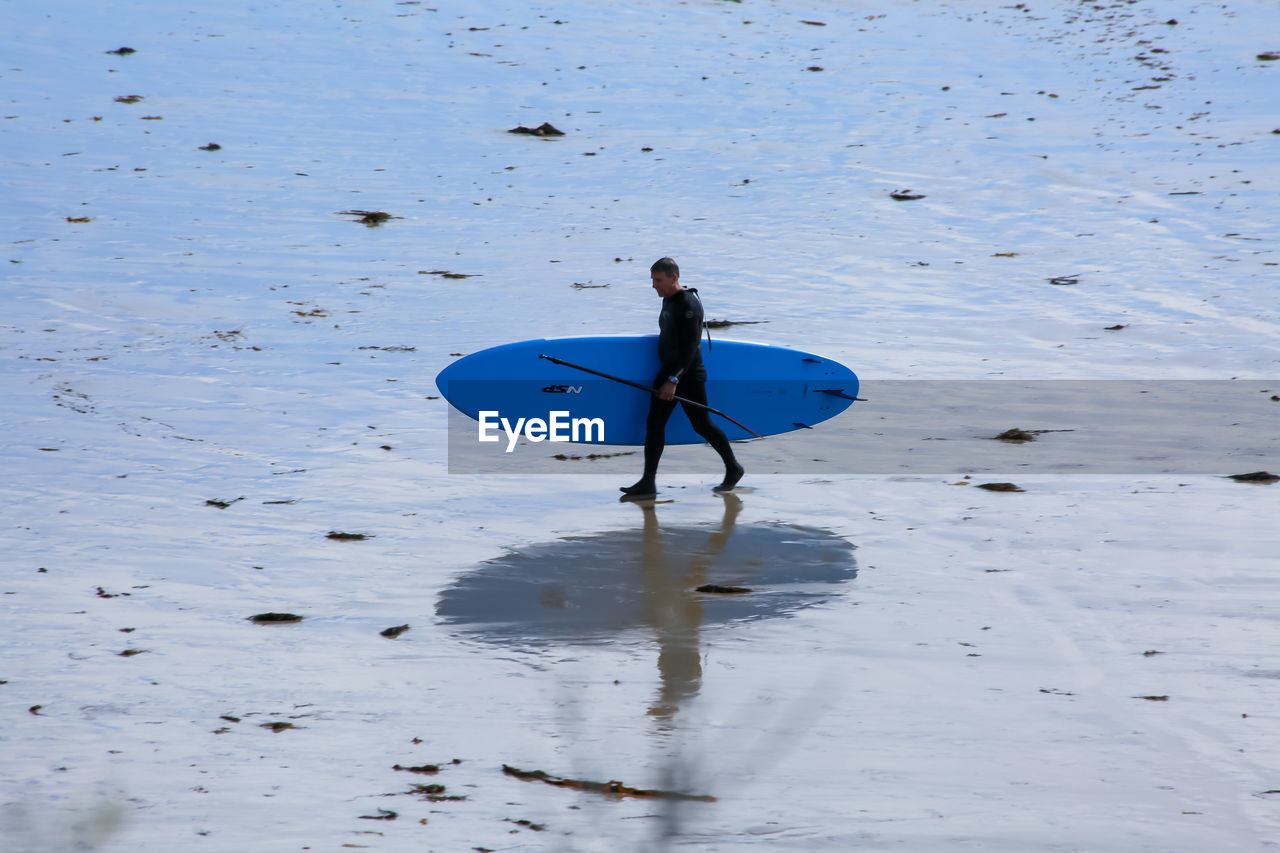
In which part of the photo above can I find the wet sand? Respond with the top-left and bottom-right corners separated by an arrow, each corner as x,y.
2,0 -> 1279,850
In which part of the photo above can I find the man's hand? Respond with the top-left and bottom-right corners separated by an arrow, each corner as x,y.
658,381 -> 677,401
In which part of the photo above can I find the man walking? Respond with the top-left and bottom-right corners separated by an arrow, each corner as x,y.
620,258 -> 744,499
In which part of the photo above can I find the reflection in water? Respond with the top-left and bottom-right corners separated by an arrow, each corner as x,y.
436,496 -> 856,721
641,495 -> 715,724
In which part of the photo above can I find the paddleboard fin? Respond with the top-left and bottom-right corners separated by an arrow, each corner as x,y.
793,422 -> 814,429
816,388 -> 857,400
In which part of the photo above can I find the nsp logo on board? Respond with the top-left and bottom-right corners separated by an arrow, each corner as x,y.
541,384 -> 583,394
478,410 -> 604,452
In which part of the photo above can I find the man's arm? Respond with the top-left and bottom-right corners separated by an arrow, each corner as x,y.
658,292 -> 703,391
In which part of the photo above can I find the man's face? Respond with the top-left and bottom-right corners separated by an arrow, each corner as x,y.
651,270 -> 679,297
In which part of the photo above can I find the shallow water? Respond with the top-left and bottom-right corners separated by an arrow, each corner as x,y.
3,0 -> 1279,850
438,502 -> 858,641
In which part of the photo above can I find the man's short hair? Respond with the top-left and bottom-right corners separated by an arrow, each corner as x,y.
650,257 -> 680,278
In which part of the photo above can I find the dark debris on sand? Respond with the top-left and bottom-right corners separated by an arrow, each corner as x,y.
992,428 -> 1075,443
249,612 -> 303,624
502,764 -> 716,802
977,482 -> 1025,492
419,270 -> 480,279
696,584 -> 752,594
1227,471 -> 1278,484
507,122 -> 564,136
336,210 -> 396,226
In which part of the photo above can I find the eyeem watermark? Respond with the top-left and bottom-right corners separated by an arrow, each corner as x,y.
478,410 -> 606,452
449,380 -> 1278,474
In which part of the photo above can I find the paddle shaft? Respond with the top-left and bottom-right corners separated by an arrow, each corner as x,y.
537,353 -> 762,438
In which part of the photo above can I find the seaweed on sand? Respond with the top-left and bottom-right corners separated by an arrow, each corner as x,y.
502,764 -> 716,802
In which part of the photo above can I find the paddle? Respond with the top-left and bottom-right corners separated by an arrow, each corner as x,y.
538,353 -> 762,438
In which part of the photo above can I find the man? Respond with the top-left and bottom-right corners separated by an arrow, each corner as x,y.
620,257 -> 744,499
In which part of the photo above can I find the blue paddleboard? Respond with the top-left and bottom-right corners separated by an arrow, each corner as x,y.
435,336 -> 857,446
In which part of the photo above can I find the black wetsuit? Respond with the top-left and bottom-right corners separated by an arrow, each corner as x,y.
656,288 -> 707,387
641,288 -> 738,481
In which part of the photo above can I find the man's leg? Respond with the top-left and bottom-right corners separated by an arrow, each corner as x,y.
678,382 -> 744,492
621,394 -> 677,496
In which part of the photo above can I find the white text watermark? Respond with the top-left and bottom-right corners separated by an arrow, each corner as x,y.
478,410 -> 606,452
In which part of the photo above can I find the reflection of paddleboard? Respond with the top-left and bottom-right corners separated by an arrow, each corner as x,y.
436,522 -> 858,644
434,336 -> 858,445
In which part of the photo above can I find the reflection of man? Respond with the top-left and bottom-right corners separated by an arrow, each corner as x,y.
638,493 -> 743,725
620,257 -> 744,500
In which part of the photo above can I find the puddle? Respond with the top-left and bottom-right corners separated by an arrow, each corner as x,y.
438,496 -> 856,643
